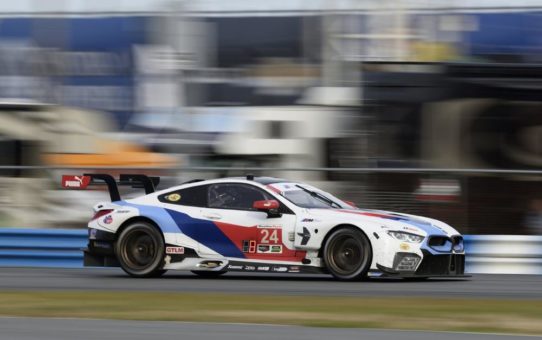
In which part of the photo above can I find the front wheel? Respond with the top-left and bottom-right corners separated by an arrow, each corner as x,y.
323,227 -> 372,281
115,222 -> 167,278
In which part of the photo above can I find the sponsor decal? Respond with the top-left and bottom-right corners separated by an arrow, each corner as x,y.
103,215 -> 113,224
244,266 -> 256,271
288,266 -> 300,273
166,193 -> 181,202
301,218 -> 314,222
270,245 -> 283,253
399,243 -> 410,251
116,210 -> 130,214
272,266 -> 288,272
165,246 -> 185,254
257,244 -> 283,254
257,225 -> 281,229
61,175 -> 91,189
297,227 -> 311,245
257,266 -> 270,271
257,244 -> 270,253
227,265 -> 243,270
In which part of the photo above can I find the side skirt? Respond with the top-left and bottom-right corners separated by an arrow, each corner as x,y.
224,260 -> 326,274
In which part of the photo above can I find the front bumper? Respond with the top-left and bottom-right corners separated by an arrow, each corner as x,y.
377,251 -> 466,277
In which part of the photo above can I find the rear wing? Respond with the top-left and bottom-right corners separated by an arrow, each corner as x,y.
61,173 -> 160,201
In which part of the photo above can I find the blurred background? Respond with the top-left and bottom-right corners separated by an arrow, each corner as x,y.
2,0 -> 542,236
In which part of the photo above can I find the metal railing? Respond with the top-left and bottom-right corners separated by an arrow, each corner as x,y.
1,164 -> 542,234
465,235 -> 542,275
1,228 -> 541,274
0,228 -> 86,268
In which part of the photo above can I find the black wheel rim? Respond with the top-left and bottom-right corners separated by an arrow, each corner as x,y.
328,234 -> 365,276
122,230 -> 158,270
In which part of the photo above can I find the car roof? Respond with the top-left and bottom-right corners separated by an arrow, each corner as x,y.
152,176 -> 293,196
228,176 -> 289,185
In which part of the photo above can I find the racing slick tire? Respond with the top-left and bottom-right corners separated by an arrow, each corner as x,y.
191,270 -> 227,278
323,227 -> 372,281
115,221 -> 167,278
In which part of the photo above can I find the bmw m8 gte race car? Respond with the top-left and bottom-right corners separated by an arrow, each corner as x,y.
62,174 -> 466,281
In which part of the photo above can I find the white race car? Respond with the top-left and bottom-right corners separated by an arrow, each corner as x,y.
63,174 -> 466,280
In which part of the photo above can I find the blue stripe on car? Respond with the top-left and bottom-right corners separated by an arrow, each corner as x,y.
116,201 -> 180,233
374,211 -> 448,236
117,201 -> 245,258
165,209 -> 245,258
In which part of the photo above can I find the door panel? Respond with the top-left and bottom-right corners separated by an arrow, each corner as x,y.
200,207 -> 299,261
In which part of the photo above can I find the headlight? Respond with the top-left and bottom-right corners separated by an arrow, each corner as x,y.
387,231 -> 424,243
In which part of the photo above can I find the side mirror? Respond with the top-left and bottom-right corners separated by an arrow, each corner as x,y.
253,200 -> 281,218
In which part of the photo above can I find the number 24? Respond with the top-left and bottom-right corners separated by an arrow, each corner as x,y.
260,229 -> 279,244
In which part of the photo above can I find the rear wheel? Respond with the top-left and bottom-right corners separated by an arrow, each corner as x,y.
323,227 -> 372,281
115,222 -> 167,278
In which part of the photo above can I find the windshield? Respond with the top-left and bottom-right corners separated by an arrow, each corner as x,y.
268,182 -> 350,209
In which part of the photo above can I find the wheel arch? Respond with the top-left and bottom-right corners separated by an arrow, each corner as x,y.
115,216 -> 164,241
318,223 -> 373,258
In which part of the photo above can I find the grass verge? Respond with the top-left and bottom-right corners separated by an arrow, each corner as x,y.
0,291 -> 541,335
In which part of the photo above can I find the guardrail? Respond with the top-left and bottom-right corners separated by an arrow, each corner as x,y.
0,228 -> 86,268
1,229 -> 541,274
464,235 -> 542,275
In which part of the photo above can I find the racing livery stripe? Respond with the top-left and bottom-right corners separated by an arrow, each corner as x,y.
336,209 -> 447,236
117,201 -> 244,257
116,201 -> 180,233
117,201 -> 304,261
165,209 -> 246,258
266,184 -> 282,194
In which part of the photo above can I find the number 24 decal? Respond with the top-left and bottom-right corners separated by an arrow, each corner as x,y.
260,229 -> 280,244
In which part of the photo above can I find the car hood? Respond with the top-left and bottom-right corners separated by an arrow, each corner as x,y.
306,208 -> 459,237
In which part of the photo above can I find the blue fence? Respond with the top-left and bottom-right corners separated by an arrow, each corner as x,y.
0,228 -> 87,268
464,235 -> 542,275
1,228 -> 541,274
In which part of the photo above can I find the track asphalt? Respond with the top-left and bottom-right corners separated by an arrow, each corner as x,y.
0,268 -> 541,299
1,317 -> 540,340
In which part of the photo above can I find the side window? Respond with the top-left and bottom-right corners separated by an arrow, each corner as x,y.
158,184 -> 209,207
208,183 -> 271,210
